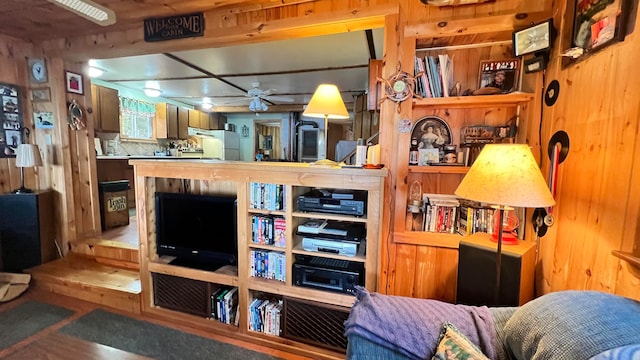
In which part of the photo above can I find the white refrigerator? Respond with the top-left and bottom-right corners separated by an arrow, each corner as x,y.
199,130 -> 240,160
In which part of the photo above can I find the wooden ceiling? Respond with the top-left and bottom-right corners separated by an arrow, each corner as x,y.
0,0 -> 321,42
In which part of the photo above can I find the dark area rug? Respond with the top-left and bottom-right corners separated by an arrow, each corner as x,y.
0,300 -> 75,350
59,309 -> 282,360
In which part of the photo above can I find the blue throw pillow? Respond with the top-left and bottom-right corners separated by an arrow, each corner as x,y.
504,291 -> 640,360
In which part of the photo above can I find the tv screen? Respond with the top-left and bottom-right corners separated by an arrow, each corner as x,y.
155,192 -> 237,271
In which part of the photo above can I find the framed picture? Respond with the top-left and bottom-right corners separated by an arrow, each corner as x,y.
572,0 -> 631,54
513,19 -> 556,57
65,71 -> 84,95
34,111 -> 54,129
0,82 -> 23,158
30,87 -> 51,102
410,115 -> 452,164
478,59 -> 521,94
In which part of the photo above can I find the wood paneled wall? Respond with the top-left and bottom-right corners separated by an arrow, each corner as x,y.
0,35 -> 30,194
538,2 -> 640,300
3,0 -> 638,302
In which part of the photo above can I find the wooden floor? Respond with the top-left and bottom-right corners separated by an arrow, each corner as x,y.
100,212 -> 139,248
0,288 -> 311,360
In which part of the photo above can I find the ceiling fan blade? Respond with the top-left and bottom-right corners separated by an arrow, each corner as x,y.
263,95 -> 295,103
221,97 -> 251,105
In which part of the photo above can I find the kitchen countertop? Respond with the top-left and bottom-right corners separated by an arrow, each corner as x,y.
96,155 -> 214,160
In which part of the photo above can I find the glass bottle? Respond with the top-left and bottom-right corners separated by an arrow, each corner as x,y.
409,138 -> 419,165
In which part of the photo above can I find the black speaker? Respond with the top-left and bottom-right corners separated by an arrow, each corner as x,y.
152,273 -> 209,317
283,297 -> 350,352
456,239 -> 535,307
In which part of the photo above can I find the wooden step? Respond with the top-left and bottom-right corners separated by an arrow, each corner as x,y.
69,238 -> 139,271
26,255 -> 142,314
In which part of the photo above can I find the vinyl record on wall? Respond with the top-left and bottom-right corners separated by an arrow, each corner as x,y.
545,80 -> 560,107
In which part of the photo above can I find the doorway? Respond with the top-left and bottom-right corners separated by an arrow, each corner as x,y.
254,119 -> 282,161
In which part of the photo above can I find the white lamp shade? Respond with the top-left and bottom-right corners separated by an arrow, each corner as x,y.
15,144 -> 43,168
303,84 -> 349,119
455,144 -> 555,208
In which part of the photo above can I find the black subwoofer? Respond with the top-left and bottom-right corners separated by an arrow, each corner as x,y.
283,297 -> 350,352
456,241 -> 523,307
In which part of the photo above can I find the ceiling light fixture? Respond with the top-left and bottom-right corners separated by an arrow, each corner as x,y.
88,66 -> 105,78
144,88 -> 161,97
47,0 -> 116,26
249,97 -> 268,112
202,102 -> 213,110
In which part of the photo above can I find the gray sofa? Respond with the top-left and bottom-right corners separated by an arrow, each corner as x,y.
344,289 -> 640,360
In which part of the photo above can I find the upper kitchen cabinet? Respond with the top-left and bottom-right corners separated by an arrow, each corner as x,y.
188,109 -> 202,128
208,112 -> 227,130
178,107 -> 189,139
156,103 -> 189,139
91,84 -> 120,133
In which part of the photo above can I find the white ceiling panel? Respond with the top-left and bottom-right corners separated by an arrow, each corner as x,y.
91,28 -> 384,110
92,54 -> 203,81
172,29 -> 382,75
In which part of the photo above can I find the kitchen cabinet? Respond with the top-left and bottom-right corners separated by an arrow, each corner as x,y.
91,84 -> 120,133
156,103 -> 189,140
208,112 -> 227,130
155,102 -> 178,139
188,109 -> 201,128
178,107 -> 189,138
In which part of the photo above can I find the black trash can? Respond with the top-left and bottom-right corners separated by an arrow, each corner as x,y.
98,180 -> 130,231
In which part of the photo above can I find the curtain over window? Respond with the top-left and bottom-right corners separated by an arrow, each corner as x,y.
119,97 -> 155,140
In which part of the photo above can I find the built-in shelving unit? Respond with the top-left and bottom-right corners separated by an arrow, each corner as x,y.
130,159 -> 386,359
393,39 -> 536,248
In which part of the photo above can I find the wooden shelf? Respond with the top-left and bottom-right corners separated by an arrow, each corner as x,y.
612,250 -> 640,270
248,243 -> 287,252
248,208 -> 286,217
393,231 -> 461,248
148,262 -> 239,286
408,165 -> 470,174
248,278 -> 356,307
412,92 -> 534,108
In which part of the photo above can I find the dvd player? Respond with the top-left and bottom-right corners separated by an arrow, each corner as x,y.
297,189 -> 366,216
302,237 -> 359,257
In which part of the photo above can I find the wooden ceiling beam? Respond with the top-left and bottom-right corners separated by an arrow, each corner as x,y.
39,2 -> 396,60
210,102 -> 355,113
405,10 -> 551,39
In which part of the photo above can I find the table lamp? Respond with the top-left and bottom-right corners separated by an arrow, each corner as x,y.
302,84 -> 349,164
454,144 -> 555,305
13,143 -> 43,194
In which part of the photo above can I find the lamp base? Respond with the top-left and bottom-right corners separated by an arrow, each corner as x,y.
13,187 -> 34,194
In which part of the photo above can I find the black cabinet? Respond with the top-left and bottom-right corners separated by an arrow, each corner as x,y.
0,191 -> 56,272
456,236 -> 536,307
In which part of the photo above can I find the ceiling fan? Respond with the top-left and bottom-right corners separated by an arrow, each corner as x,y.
225,83 -> 294,112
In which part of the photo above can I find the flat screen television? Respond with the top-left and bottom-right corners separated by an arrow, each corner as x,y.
155,192 -> 237,271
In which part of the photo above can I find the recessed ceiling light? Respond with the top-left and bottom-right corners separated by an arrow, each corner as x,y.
88,66 -> 105,78
48,0 -> 116,26
144,88 -> 161,97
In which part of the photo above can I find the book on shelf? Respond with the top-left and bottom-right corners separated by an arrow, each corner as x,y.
252,214 -> 286,247
421,194 -> 460,233
249,296 -> 282,336
250,182 -> 285,211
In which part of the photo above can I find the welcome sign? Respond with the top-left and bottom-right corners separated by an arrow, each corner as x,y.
144,12 -> 204,42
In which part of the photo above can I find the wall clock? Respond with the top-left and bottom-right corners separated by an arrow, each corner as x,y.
28,58 -> 48,83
